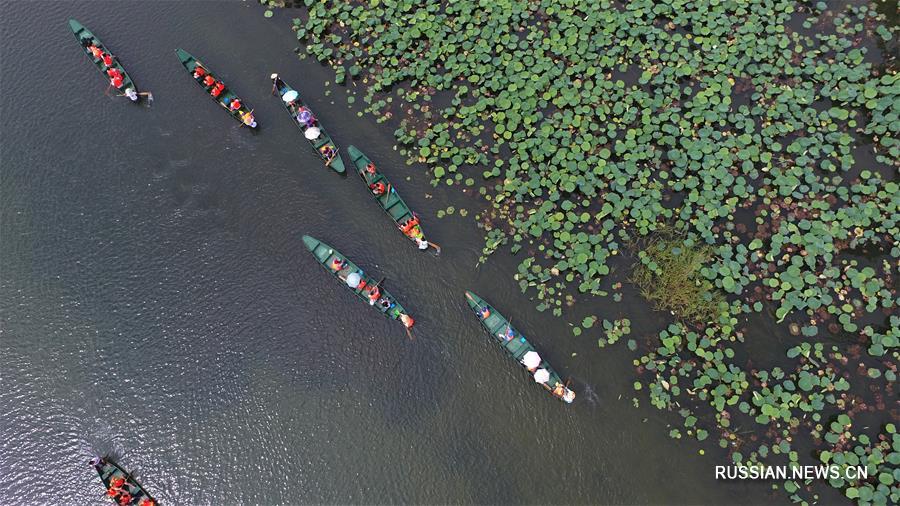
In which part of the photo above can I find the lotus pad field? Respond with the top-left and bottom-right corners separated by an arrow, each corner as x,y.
280,0 -> 898,503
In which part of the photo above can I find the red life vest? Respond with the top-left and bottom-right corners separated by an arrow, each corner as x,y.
368,287 -> 380,300
101,53 -> 113,66
89,46 -> 102,58
193,67 -> 206,78
211,83 -> 223,98
230,100 -> 241,111
370,182 -> 385,195
203,75 -> 215,87
106,68 -> 119,78
111,76 -> 124,88
365,163 -> 376,175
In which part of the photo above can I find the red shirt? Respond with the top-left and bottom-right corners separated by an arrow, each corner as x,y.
101,53 -> 113,66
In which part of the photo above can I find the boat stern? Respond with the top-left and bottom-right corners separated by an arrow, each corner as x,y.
301,235 -> 320,252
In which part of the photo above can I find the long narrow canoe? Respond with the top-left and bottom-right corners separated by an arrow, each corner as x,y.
90,456 -> 156,505
175,49 -> 257,128
464,291 -> 576,403
302,235 -> 411,326
348,145 -> 433,251
270,74 -> 344,173
68,19 -> 140,102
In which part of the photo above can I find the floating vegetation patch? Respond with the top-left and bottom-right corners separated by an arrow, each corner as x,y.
280,0 -> 900,502
631,231 -> 725,324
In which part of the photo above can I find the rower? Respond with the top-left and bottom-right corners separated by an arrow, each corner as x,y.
88,45 -> 103,59
552,382 -> 566,397
367,286 -> 380,306
241,110 -> 256,128
101,52 -> 114,68
365,162 -> 377,175
479,306 -> 490,319
123,88 -> 138,101
330,258 -> 346,271
193,66 -> 206,79
399,313 -> 415,329
369,182 -> 386,196
319,144 -> 335,159
202,74 -> 215,88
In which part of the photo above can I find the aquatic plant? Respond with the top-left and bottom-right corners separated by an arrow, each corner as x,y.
280,0 -> 900,502
631,232 -> 725,324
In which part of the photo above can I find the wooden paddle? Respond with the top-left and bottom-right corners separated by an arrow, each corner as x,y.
427,240 -> 442,255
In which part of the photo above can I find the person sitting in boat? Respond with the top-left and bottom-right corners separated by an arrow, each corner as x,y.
101,52 -> 114,68
116,491 -> 132,505
228,99 -> 242,112
369,182 -> 386,196
399,313 -> 415,329
498,327 -> 515,341
193,66 -> 207,80
379,297 -> 393,310
552,382 -> 566,397
319,144 -> 336,160
399,215 -> 420,235
202,74 -> 215,88
210,81 -> 225,98
365,162 -> 377,175
414,237 -> 429,250
479,306 -> 490,319
367,286 -> 380,306
88,44 -> 103,60
107,67 -> 124,89
109,476 -> 126,490
330,258 -> 347,271
138,498 -> 156,506
240,110 -> 256,128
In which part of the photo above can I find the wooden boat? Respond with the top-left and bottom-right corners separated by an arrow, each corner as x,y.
175,49 -> 257,128
302,235 -> 412,327
464,291 -> 576,403
348,145 -> 436,252
270,74 -> 344,173
90,456 -> 156,505
68,19 -> 140,102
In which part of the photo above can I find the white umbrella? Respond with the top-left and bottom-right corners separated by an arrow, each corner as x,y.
282,90 -> 298,103
346,272 -> 361,288
522,351 -> 541,369
304,127 -> 321,140
533,368 -> 550,384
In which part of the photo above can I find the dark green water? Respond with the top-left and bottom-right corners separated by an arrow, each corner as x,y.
1,1 -> 774,504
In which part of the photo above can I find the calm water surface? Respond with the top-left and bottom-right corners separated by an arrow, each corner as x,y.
1,1 -> 772,504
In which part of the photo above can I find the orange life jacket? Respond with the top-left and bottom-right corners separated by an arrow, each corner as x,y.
368,287 -> 380,300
